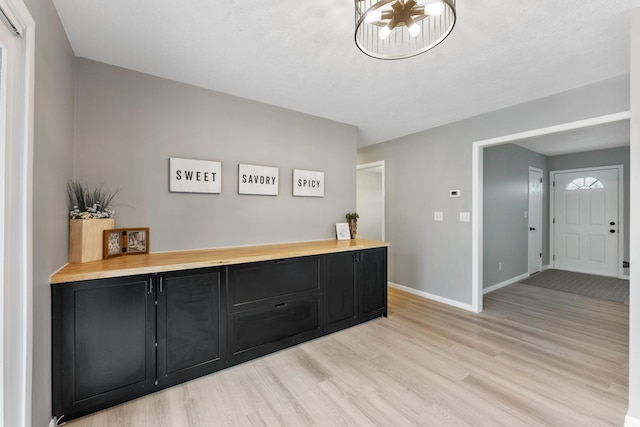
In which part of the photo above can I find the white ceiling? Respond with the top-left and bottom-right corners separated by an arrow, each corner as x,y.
52,0 -> 640,148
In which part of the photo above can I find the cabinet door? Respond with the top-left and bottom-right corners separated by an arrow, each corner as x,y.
358,248 -> 388,321
324,251 -> 357,332
52,275 -> 155,421
157,268 -> 226,387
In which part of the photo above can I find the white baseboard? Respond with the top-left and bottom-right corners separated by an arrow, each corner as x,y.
483,272 -> 530,295
626,414 -> 640,427
49,417 -> 57,427
388,282 -> 475,312
620,274 -> 630,280
542,264 -> 551,271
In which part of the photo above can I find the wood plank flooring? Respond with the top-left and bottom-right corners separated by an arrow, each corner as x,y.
64,284 -> 629,427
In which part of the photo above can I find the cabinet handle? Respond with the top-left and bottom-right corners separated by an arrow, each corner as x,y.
275,302 -> 287,309
149,279 -> 153,295
159,278 -> 163,293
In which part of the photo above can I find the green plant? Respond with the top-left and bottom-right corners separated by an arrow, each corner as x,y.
345,212 -> 359,221
67,181 -> 121,219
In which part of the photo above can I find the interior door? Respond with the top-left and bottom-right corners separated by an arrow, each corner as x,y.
528,168 -> 543,275
553,168 -> 619,277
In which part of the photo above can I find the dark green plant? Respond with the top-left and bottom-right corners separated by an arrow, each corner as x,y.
67,181 -> 121,219
345,212 -> 359,221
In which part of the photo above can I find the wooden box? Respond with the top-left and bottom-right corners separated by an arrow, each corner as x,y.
69,218 -> 115,263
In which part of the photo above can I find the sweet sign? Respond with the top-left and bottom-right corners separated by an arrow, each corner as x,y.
169,157 -> 222,193
293,169 -> 325,197
238,164 -> 279,196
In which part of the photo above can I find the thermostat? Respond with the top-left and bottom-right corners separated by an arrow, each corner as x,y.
449,190 -> 460,198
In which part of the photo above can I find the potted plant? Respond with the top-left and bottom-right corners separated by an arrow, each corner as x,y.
345,212 -> 359,239
67,181 -> 120,263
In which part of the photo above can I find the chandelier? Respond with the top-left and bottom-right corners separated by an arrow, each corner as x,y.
354,0 -> 456,60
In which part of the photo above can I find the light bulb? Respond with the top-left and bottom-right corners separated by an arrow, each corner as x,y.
379,25 -> 392,40
408,22 -> 420,37
364,9 -> 382,23
424,1 -> 445,16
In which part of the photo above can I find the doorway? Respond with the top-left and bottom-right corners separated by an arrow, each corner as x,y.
551,166 -> 622,277
356,161 -> 385,241
528,167 -> 543,275
471,111 -> 631,313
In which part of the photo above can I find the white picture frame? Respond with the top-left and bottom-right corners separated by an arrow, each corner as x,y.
238,164 -> 279,195
336,223 -> 351,240
169,157 -> 222,193
293,169 -> 325,197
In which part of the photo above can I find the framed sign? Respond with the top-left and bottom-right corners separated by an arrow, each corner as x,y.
335,223 -> 351,240
293,169 -> 325,197
238,164 -> 279,196
169,157 -> 221,194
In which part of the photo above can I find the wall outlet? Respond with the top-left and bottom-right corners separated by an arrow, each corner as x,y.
459,211 -> 470,222
434,211 -> 444,221
498,262 -> 502,271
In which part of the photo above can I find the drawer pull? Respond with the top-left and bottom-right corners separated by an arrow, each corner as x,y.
275,302 -> 287,309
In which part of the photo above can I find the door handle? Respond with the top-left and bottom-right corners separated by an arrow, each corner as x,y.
529,227 -> 536,231
610,221 -> 616,226
610,229 -> 616,233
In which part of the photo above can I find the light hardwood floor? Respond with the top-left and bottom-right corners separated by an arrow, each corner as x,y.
64,284 -> 629,427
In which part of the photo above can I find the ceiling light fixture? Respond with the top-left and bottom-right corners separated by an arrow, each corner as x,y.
355,0 -> 456,60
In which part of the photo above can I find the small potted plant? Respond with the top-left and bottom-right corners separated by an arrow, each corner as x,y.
345,212 -> 359,239
67,181 -> 120,263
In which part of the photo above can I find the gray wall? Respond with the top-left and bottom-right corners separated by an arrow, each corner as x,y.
23,0 -> 76,425
483,144 -> 548,288
548,146 -> 630,271
358,74 -> 630,305
74,58 -> 358,251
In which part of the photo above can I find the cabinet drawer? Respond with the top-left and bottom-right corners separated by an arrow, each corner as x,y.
228,256 -> 320,308
229,294 -> 321,362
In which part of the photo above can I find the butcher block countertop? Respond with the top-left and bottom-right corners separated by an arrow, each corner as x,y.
51,238 -> 388,284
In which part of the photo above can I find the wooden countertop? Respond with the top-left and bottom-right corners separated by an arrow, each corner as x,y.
51,238 -> 388,284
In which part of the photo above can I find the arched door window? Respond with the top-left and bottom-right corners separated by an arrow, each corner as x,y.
565,176 -> 604,190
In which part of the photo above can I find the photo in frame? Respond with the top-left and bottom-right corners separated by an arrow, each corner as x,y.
126,228 -> 149,254
103,227 -> 150,258
103,229 -> 126,259
335,223 -> 351,241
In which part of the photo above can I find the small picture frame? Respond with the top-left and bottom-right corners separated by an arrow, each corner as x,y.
126,228 -> 149,254
103,229 -> 126,259
336,223 -> 351,241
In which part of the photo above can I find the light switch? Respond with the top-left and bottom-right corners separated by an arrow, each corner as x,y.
459,211 -> 470,222
434,211 -> 444,221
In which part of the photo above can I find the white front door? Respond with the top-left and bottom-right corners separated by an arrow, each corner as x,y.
553,167 -> 620,277
528,168 -> 543,275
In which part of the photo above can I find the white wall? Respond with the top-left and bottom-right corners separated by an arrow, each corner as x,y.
357,168 -> 383,241
74,59 -> 358,251
627,6 -> 640,426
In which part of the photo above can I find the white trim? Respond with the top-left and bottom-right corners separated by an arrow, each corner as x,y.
472,111 -> 630,314
389,282 -> 475,312
622,274 -> 631,280
483,272 -> 530,294
626,414 -> 640,427
528,166 -> 544,275
49,417 -> 56,427
357,160 -> 386,242
0,0 -> 34,426
549,165 -> 624,278
542,264 -> 551,271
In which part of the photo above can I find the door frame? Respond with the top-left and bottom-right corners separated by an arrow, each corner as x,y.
471,111 -> 630,313
0,0 -> 35,425
356,160 -> 386,242
528,166 -> 543,275
549,165 -> 624,278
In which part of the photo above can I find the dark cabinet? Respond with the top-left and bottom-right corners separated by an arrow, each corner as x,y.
358,248 -> 388,321
52,246 -> 386,422
52,275 -> 156,421
156,268 -> 226,387
227,256 -> 322,364
324,247 -> 388,329
324,251 -> 357,332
